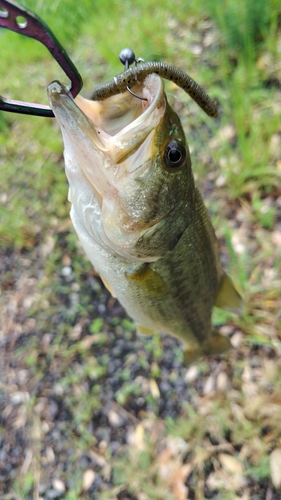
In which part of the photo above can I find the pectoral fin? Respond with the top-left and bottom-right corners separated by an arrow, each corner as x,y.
99,274 -> 116,298
137,324 -> 159,336
125,264 -> 168,296
215,273 -> 243,314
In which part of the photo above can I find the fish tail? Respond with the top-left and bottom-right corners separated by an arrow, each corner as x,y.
203,330 -> 232,357
183,330 -> 232,366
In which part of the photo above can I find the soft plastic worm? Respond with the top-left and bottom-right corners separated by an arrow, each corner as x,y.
90,62 -> 218,118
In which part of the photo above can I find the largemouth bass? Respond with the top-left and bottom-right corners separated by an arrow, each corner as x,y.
48,74 -> 242,365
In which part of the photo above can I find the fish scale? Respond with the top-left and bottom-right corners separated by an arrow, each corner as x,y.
150,190 -> 220,342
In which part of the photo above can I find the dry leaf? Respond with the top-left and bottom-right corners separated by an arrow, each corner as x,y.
203,374 -> 216,395
270,448 -> 281,488
207,471 -> 226,490
134,423 -> 145,449
20,449 -> 33,475
149,379 -> 160,399
88,450 -> 107,467
79,335 -> 97,349
171,467 -> 189,500
45,447 -> 55,464
127,423 -> 145,450
157,447 -> 173,465
184,365 -> 199,382
216,372 -> 228,392
218,453 -> 246,490
231,331 -> 243,348
166,436 -> 188,456
157,451 -> 191,500
219,453 -> 244,475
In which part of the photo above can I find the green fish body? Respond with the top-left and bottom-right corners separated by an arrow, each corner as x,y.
48,74 -> 242,364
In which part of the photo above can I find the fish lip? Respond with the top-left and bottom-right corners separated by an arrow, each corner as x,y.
48,75 -> 165,146
48,80 -> 106,150
48,80 -> 113,203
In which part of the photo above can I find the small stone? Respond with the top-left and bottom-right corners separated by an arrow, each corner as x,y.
52,478 -> 65,493
272,231 -> 281,247
23,295 -> 35,309
45,447 -> 55,464
17,369 -> 29,385
62,254 -> 71,266
219,325 -> 233,336
269,133 -> 281,158
231,331 -> 243,348
10,391 -> 30,405
41,420 -> 50,434
69,323 -> 82,340
190,43 -> 202,55
203,374 -> 216,395
107,409 -> 123,427
61,266 -> 72,277
216,372 -> 228,392
46,490 -> 61,499
53,383 -> 64,396
82,469 -> 95,492
216,174 -> 226,188
184,365 -> 199,383
231,231 -> 246,254
99,440 -> 107,451
218,124 -> 236,142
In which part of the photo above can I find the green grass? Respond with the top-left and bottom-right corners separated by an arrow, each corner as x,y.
1,0 -> 281,499
205,0 -> 270,60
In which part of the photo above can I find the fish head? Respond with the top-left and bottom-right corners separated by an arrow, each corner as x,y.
48,74 -> 193,261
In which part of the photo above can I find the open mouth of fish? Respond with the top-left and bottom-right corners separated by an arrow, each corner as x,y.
48,74 -> 166,202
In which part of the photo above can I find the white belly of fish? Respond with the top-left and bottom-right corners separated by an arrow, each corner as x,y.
70,199 -> 159,330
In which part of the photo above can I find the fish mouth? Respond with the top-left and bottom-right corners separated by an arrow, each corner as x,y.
47,75 -> 166,201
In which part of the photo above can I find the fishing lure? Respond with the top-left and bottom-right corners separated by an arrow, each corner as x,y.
92,48 -> 218,118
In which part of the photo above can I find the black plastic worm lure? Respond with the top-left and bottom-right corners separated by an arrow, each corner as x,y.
91,61 -> 218,118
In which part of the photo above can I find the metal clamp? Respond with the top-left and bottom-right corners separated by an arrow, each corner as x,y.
0,0 -> 83,116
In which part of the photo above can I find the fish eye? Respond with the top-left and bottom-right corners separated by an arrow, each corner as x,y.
163,140 -> 187,171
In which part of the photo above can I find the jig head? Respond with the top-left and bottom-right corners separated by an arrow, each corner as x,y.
119,48 -> 148,102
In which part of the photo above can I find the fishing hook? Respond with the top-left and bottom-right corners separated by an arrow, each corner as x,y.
91,58 -> 218,118
0,0 -> 83,117
119,48 -> 148,102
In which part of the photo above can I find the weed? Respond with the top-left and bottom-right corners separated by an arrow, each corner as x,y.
90,317 -> 105,334
205,0 -> 271,63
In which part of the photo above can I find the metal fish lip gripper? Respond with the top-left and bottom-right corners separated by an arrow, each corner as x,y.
0,0 -> 83,117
